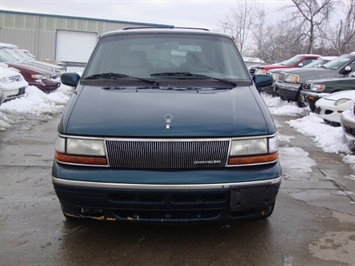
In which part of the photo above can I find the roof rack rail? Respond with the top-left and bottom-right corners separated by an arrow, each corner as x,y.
173,27 -> 209,31
123,26 -> 174,30
122,26 -> 209,31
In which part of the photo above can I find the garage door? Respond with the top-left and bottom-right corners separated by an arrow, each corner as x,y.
56,30 -> 97,63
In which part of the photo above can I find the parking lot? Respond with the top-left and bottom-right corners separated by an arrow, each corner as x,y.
1,110 -> 354,266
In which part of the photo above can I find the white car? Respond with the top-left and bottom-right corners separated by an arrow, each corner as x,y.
340,103 -> 355,151
314,90 -> 355,126
0,64 -> 28,104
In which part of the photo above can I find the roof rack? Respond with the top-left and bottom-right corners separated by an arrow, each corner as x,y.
122,26 -> 209,31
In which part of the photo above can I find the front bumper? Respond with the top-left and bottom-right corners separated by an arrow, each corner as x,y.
1,86 -> 26,101
277,82 -> 302,101
300,91 -> 330,112
52,161 -> 282,222
263,84 -> 279,96
340,111 -> 355,140
29,80 -> 61,92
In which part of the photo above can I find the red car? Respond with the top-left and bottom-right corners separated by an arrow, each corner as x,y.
6,62 -> 61,93
0,44 -> 61,92
251,54 -> 321,74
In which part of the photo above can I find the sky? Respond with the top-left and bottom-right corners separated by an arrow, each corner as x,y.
1,0 -> 289,31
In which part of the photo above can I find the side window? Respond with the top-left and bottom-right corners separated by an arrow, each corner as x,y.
349,60 -> 355,71
302,58 -> 317,66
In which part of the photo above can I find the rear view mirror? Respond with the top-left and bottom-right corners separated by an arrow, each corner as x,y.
61,72 -> 81,87
253,74 -> 273,89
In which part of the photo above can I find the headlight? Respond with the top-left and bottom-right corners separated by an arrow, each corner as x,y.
271,73 -> 280,81
228,136 -> 278,166
335,98 -> 351,106
311,84 -> 326,92
55,135 -> 107,166
230,138 -> 267,156
285,74 -> 300,83
67,138 -> 105,155
255,69 -> 267,74
31,74 -> 49,80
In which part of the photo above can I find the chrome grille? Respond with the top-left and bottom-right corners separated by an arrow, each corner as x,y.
106,139 -> 230,169
303,83 -> 312,90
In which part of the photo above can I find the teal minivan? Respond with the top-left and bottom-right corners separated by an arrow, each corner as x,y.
52,27 -> 281,223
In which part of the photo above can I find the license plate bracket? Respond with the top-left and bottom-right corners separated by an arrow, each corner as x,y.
230,184 -> 279,211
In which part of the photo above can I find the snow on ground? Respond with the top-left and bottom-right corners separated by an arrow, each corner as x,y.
0,85 -> 73,130
261,92 -> 355,169
0,85 -> 354,169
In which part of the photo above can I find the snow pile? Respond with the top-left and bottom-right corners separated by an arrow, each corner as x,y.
287,113 -> 351,154
262,92 -> 307,116
262,93 -> 355,167
0,85 -> 73,130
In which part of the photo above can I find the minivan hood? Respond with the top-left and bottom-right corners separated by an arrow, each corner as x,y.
62,85 -> 273,137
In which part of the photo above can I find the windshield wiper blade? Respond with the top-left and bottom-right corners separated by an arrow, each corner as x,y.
84,72 -> 159,86
85,72 -> 128,79
150,72 -> 237,87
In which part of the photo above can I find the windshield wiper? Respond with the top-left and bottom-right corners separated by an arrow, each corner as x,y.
84,72 -> 159,86
150,72 -> 237,87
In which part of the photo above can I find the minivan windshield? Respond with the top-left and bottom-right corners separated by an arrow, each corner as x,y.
83,33 -> 249,81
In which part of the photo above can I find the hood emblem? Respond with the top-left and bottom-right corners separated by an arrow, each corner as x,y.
164,114 -> 173,129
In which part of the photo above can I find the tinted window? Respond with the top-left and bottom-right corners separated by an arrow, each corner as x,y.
83,33 -> 249,80
280,55 -> 303,66
322,55 -> 352,70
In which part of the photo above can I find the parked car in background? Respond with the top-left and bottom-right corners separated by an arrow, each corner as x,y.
340,103 -> 355,151
0,64 -> 28,103
53,27 -> 281,223
0,44 -> 61,93
301,72 -> 355,111
277,53 -> 355,106
251,54 -> 321,75
243,57 -> 266,75
314,90 -> 355,126
21,49 -> 67,72
0,43 -> 65,75
263,56 -> 338,96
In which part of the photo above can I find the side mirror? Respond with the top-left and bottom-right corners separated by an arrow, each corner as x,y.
254,74 -> 274,89
61,72 -> 81,87
342,66 -> 352,75
298,63 -> 303,67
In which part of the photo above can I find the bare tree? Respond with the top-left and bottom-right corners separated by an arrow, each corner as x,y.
218,0 -> 258,54
284,0 -> 334,53
251,10 -> 308,63
327,0 -> 355,54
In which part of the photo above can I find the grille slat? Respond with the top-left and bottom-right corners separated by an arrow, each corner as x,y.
106,140 -> 229,169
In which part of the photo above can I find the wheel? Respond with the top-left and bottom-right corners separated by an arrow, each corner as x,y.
349,141 -> 355,152
296,93 -> 306,107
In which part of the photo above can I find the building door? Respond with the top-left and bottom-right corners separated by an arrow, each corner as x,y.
56,30 -> 97,64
